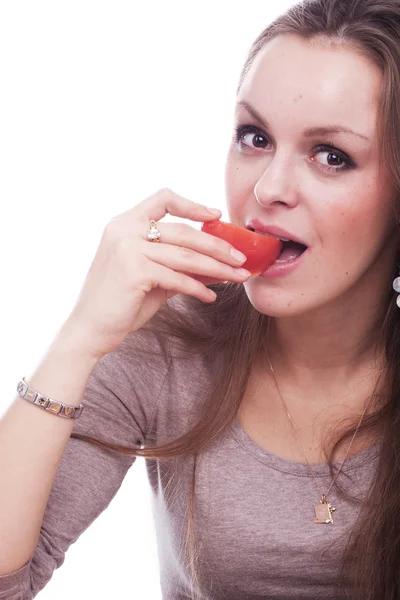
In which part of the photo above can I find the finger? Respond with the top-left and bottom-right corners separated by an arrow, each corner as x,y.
141,221 -> 248,268
189,274 -> 229,286
134,187 -> 222,225
148,261 -> 218,303
142,239 -> 251,284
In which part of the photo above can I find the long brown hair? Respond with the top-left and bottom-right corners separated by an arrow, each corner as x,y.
71,1 -> 400,597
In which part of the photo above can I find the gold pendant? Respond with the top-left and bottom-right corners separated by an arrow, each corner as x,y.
314,494 -> 336,524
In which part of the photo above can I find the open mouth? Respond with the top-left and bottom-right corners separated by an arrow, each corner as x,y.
247,227 -> 308,262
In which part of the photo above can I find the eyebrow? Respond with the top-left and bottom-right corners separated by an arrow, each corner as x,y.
236,100 -> 371,142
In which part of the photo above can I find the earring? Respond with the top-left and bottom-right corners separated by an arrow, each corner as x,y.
393,274 -> 400,307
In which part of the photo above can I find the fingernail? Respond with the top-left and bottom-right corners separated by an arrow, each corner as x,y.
206,207 -> 222,215
234,268 -> 251,277
230,248 -> 247,263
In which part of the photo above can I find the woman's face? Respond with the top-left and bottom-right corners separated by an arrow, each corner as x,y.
225,34 -> 399,318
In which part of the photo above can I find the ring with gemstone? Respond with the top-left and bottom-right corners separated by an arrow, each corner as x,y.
147,219 -> 161,242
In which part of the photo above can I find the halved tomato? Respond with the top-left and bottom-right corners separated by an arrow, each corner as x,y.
201,220 -> 282,276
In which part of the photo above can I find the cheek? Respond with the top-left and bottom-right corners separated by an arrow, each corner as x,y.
323,187 -> 394,256
225,150 -> 253,221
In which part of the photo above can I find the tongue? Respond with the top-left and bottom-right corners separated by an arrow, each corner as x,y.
276,241 -> 305,262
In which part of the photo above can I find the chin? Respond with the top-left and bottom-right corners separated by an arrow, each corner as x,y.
242,281 -> 317,318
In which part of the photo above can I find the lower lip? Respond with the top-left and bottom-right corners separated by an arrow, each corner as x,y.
258,248 -> 309,278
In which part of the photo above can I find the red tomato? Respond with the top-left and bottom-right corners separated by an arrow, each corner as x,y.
201,220 -> 283,276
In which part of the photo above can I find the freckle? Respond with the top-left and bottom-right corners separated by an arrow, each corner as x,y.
341,213 -> 344,216
346,272 -> 349,275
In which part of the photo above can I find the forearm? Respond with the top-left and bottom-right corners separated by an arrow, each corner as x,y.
0,322 -> 99,575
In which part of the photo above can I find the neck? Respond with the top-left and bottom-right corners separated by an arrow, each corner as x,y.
265,298 -> 387,395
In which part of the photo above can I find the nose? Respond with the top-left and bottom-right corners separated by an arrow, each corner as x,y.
253,153 -> 299,210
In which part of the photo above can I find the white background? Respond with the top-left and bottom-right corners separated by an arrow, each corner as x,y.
1,2 -> 297,598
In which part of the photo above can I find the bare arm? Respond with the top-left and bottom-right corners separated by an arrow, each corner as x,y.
0,320 -> 99,575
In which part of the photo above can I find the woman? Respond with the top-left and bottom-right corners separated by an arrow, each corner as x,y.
1,0 -> 399,598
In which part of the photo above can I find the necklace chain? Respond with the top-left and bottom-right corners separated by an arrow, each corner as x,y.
266,354 -> 371,501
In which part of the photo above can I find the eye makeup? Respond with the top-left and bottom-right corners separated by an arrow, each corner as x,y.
233,123 -> 358,173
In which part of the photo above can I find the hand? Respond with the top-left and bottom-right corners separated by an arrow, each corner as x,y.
64,188 -> 251,360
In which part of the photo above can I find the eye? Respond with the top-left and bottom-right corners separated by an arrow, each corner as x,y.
312,145 -> 355,173
234,124 -> 270,150
233,124 -> 357,173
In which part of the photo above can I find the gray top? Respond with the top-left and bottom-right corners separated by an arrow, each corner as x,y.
0,298 -> 380,599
